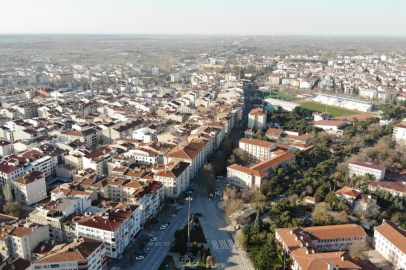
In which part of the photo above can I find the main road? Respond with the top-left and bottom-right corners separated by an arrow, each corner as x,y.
115,85 -> 252,270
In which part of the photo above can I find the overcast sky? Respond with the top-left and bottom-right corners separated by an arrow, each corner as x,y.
1,0 -> 405,36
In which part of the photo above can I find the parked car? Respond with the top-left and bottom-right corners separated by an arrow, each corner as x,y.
136,256 -> 144,260
223,183 -> 228,186
171,211 -> 178,215
178,202 -> 185,205
160,226 -> 167,230
170,214 -> 176,218
150,237 -> 158,242
215,185 -> 219,188
144,247 -> 151,251
217,176 -> 224,179
174,206 -> 182,210
215,179 -> 220,182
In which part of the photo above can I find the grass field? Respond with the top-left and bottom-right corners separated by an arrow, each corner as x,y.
258,91 -> 302,100
300,102 -> 359,117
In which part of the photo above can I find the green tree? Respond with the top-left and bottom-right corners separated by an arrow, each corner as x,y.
325,191 -> 339,208
253,210 -> 263,232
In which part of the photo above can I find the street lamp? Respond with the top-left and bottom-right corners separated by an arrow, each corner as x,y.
185,195 -> 193,247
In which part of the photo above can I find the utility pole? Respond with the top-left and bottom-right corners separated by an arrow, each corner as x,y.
187,195 -> 193,248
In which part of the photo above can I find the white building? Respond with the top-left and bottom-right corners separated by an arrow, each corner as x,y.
348,161 -> 386,181
0,139 -> 14,157
0,223 -> 50,261
265,98 -> 299,111
393,120 -> 406,147
76,204 -> 141,258
248,108 -> 267,130
374,220 -> 406,269
132,127 -> 158,143
227,151 -> 296,189
123,148 -> 159,166
153,161 -> 190,199
239,138 -> 276,163
13,171 -> 47,205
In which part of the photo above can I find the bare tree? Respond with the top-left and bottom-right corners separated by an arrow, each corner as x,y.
354,200 -> 380,217
206,256 -> 215,266
349,241 -> 369,259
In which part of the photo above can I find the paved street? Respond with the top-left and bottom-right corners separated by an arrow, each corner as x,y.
111,86 -> 252,270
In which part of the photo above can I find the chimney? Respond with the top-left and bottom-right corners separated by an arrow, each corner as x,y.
341,256 -> 344,261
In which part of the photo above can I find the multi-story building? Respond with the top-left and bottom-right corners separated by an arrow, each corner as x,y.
66,128 -> 102,150
0,139 -> 14,157
13,171 -> 47,205
393,120 -> 406,146
75,203 -> 140,258
276,224 -> 367,256
132,127 -> 158,143
0,223 -> 50,261
239,138 -> 276,163
227,151 -> 296,189
29,194 -> 91,242
374,220 -> 406,269
165,140 -> 207,177
101,119 -> 146,144
123,148 -> 159,166
29,237 -> 107,270
248,108 -> 267,130
153,161 -> 190,199
348,161 -> 386,180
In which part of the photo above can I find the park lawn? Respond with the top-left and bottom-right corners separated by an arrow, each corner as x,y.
259,91 -> 302,101
300,102 -> 359,117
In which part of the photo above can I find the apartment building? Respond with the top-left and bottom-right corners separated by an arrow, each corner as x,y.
165,140 -> 207,177
66,128 -> 101,150
29,195 -> 91,242
13,171 -> 47,205
348,161 -> 386,181
153,161 -> 190,199
374,220 -> 406,269
393,120 -> 406,147
132,127 -> 158,143
75,204 -> 141,258
123,148 -> 159,166
30,237 -> 107,270
101,119 -> 146,144
248,108 -> 267,130
0,139 -> 14,157
239,138 -> 276,163
83,146 -> 117,175
0,223 -> 50,261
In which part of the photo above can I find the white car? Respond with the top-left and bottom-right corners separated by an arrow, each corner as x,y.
136,256 -> 145,260
150,237 -> 158,242
160,226 -> 167,230
170,214 -> 176,217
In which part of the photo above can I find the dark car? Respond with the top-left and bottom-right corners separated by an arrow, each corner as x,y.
178,202 -> 185,205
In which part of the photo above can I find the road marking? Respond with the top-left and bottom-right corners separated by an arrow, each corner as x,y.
211,239 -> 234,249
147,242 -> 170,246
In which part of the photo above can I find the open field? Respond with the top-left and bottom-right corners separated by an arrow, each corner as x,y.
259,90 -> 302,100
300,102 -> 359,117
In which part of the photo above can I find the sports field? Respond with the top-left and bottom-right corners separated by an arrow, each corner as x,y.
300,102 -> 359,117
259,91 -> 302,100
